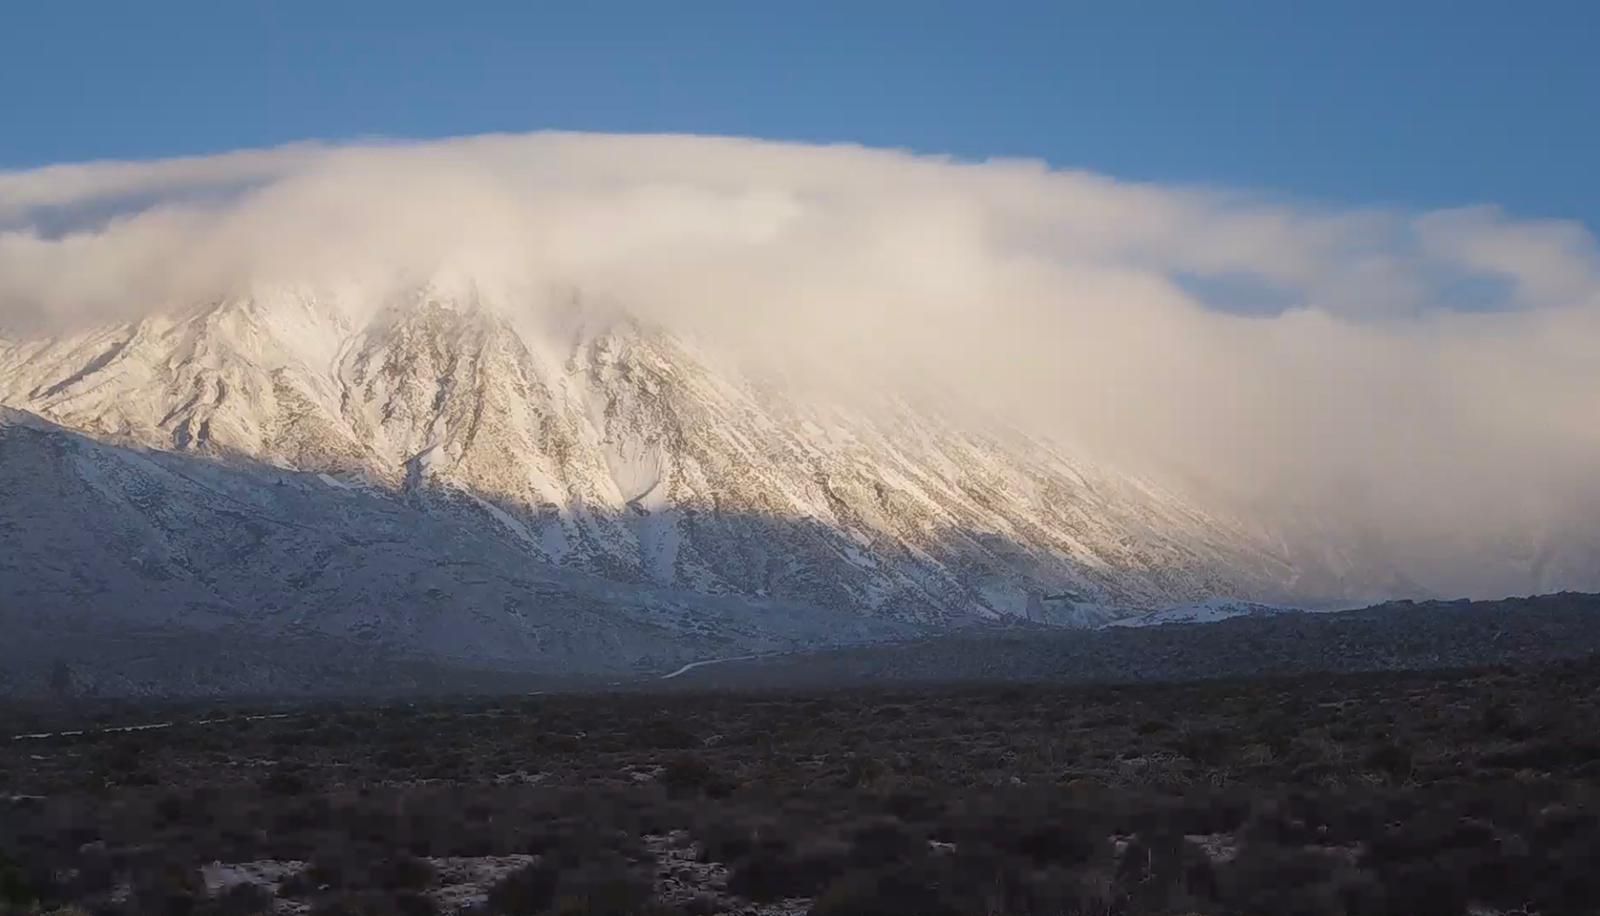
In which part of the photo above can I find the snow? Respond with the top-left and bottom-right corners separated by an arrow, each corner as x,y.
602,433 -> 669,510
196,854 -> 540,914
977,581 -> 1031,619
11,713 -> 291,742
415,444 -> 445,474
201,859 -> 305,896
468,492 -> 538,547
661,654 -> 761,680
633,509 -> 684,583
539,517 -> 571,563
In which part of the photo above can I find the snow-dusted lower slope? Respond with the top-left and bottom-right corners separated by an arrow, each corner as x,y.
0,407 -> 911,684
0,289 -> 1306,631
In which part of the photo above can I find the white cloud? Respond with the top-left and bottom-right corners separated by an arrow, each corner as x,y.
2,131 -> 1597,595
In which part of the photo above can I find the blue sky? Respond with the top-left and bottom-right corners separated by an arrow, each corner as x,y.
3,1 -> 1598,228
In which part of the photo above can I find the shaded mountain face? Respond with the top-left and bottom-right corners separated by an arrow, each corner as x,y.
0,407 -> 914,692
0,289 -> 1309,632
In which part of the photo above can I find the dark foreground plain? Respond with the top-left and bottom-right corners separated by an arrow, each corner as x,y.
5,658 -> 1600,916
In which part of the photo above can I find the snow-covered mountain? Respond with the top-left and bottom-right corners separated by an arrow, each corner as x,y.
0,290 -> 1301,612
0,287 -> 1592,689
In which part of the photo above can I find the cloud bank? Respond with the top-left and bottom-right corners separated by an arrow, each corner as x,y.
3,132 -> 1598,595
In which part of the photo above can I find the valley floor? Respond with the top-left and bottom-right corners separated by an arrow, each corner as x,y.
4,657 -> 1600,915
